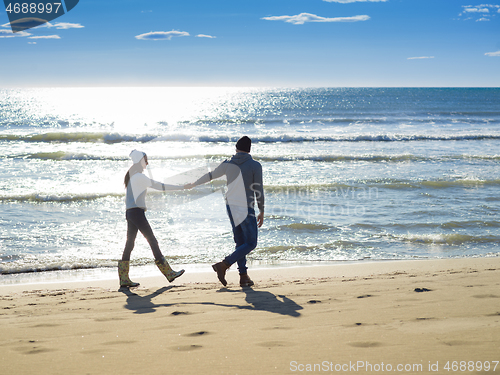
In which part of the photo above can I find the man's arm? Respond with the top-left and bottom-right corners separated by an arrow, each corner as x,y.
184,162 -> 227,189
253,162 -> 264,227
257,211 -> 264,228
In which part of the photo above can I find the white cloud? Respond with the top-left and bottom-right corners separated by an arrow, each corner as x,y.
0,25 -> 66,39
463,7 -> 490,13
16,21 -> 85,30
459,4 -> 500,20
485,50 -> 500,56
323,0 -> 386,2
407,56 -> 435,60
0,21 -> 81,39
28,35 -> 61,39
50,22 -> 84,29
135,30 -> 190,40
0,29 -> 31,38
262,13 -> 370,25
196,34 -> 216,38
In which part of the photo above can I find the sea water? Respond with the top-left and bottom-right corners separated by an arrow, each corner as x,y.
1,87 -> 499,283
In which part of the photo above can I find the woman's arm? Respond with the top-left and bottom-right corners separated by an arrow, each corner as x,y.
150,180 -> 184,191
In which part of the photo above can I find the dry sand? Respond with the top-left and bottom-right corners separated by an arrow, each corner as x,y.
1,257 -> 499,375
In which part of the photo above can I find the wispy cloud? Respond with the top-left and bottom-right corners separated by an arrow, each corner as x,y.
407,56 -> 435,60
0,29 -> 31,38
459,4 -> 500,21
28,35 -> 61,39
0,21 -> 82,40
463,6 -> 490,13
50,22 -> 84,29
135,30 -> 190,40
262,13 -> 370,25
32,22 -> 84,29
485,50 -> 500,56
195,34 -> 216,38
323,0 -> 386,2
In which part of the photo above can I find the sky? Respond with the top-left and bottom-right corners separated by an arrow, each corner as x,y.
0,0 -> 499,87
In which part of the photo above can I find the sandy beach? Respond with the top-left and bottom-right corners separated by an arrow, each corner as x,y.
1,257 -> 499,375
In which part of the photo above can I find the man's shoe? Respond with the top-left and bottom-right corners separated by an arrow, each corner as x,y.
212,261 -> 230,286
239,273 -> 254,288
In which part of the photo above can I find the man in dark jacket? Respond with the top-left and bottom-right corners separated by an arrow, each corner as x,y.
186,136 -> 264,287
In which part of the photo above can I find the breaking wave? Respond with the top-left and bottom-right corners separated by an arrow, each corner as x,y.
2,131 -> 500,144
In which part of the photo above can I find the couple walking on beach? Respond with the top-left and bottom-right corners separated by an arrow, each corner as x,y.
118,136 -> 265,289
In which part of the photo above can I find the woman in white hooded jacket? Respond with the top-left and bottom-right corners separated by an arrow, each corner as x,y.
118,150 -> 184,288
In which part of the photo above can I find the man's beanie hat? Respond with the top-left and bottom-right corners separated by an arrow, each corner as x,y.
236,136 -> 251,152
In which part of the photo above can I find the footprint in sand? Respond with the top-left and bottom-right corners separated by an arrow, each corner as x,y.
13,341 -> 56,355
171,311 -> 190,316
414,288 -> 432,292
441,340 -> 480,347
473,294 -> 499,299
257,341 -> 294,348
348,341 -> 383,348
171,345 -> 203,351
186,331 -> 210,337
101,340 -> 138,346
357,294 -> 374,299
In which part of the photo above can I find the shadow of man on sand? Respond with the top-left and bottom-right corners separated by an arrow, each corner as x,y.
243,288 -> 303,317
216,288 -> 303,317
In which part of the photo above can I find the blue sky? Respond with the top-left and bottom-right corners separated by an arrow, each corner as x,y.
1,0 -> 499,87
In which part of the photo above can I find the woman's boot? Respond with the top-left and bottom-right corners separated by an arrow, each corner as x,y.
155,256 -> 185,282
118,260 -> 140,287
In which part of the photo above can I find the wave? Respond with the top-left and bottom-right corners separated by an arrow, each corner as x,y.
2,131 -> 500,144
257,154 -> 500,163
264,178 -> 500,193
26,151 -> 116,161
355,220 -> 500,231
12,150 -> 500,163
11,151 -> 230,161
2,177 -> 498,203
0,192 -> 123,203
0,257 -> 151,275
276,223 -> 332,231
0,261 -> 113,275
389,233 -> 500,246
0,132 -> 160,144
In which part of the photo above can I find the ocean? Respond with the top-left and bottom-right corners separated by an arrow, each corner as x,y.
1,87 -> 499,284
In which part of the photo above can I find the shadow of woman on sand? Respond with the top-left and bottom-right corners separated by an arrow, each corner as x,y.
120,286 -> 175,314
